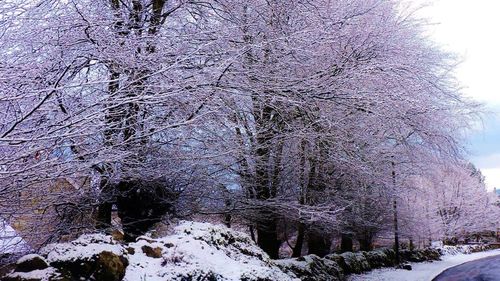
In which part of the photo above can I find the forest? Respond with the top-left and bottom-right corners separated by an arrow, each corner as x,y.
0,0 -> 497,263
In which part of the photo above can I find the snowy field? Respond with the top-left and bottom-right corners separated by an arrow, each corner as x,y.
348,249 -> 500,281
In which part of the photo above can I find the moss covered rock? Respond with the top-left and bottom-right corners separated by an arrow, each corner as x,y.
362,250 -> 389,269
15,255 -> 48,273
141,245 -> 162,258
339,252 -> 371,274
324,254 -> 348,273
276,254 -> 343,281
50,251 -> 128,281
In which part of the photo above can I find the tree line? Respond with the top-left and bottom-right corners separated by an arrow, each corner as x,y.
0,0 -> 494,259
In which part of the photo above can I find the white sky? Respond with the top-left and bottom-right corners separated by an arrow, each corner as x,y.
407,0 -> 500,190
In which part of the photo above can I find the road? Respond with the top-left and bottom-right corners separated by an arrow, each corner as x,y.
433,254 -> 500,281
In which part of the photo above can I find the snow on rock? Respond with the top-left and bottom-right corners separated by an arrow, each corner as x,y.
360,250 -> 393,269
276,254 -> 344,281
5,233 -> 130,281
40,233 -> 126,263
16,254 -> 47,266
339,252 -> 371,274
3,267 -> 59,281
437,244 -> 492,256
15,254 -> 49,273
124,221 -> 298,281
4,221 -> 299,281
38,233 -> 129,281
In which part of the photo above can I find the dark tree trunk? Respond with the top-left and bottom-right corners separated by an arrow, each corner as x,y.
257,214 -> 280,259
96,58 -> 122,230
392,162 -> 400,265
359,237 -> 374,251
292,223 -> 306,258
249,225 -> 256,242
341,233 -> 353,253
253,104 -> 281,259
220,185 -> 232,228
307,229 -> 331,257
292,140 -> 307,258
96,200 -> 112,230
116,180 -> 176,242
224,212 -> 232,229
409,238 -> 415,251
96,177 -> 114,230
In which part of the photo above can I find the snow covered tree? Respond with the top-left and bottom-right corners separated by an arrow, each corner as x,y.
399,162 -> 497,245
0,0 -> 223,244
0,0 -> 482,257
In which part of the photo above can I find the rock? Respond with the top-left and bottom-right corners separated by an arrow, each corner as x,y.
111,230 -> 125,242
149,222 -> 172,239
381,248 -> 397,266
176,222 -> 266,261
279,247 -> 441,280
136,236 -> 156,244
50,251 -> 128,281
94,251 -> 129,281
324,254 -> 349,273
3,267 -> 61,281
362,250 -> 388,269
398,248 -> 441,263
141,245 -> 162,258
276,254 -> 343,281
420,248 -> 441,261
5,222 -> 300,281
126,221 -> 297,281
0,263 -> 16,280
35,233 -> 128,280
398,263 -> 412,270
126,247 -> 135,255
15,254 -> 48,273
401,249 -> 424,262
339,252 -> 371,274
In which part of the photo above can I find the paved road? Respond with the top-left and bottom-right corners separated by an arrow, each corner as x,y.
433,254 -> 500,281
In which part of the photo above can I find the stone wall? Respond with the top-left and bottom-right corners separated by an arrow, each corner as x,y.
277,248 -> 442,280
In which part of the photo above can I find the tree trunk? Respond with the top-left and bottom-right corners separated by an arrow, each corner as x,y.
96,69 -> 121,229
249,225 -> 256,242
409,238 -> 415,251
292,223 -> 306,257
341,233 -> 353,253
307,229 -> 331,257
257,214 -> 280,259
96,201 -> 112,230
253,104 -> 281,259
292,140 -> 308,258
220,185 -> 232,228
96,177 -> 114,230
392,162 -> 400,265
224,210 -> 232,229
95,0 -> 169,235
359,236 -> 374,251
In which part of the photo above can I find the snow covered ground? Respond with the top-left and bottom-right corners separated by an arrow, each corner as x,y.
6,221 -> 298,281
348,249 -> 500,281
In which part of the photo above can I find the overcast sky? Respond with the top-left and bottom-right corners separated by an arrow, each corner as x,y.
408,0 -> 500,189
